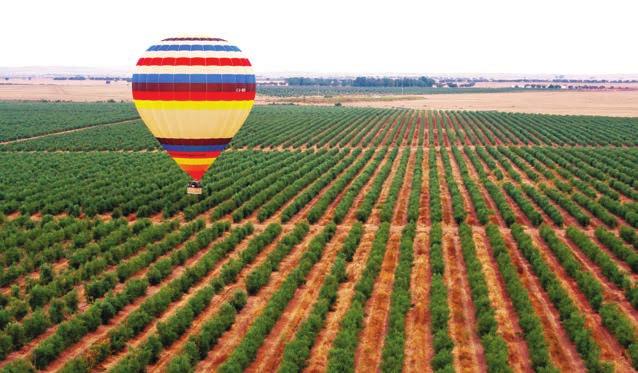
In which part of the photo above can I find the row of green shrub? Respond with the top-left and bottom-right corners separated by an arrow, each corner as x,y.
572,193 -> 617,228
521,184 -> 564,226
484,180 -> 516,226
83,221 -> 182,301
428,223 -> 454,371
0,221 -> 206,361
407,148 -> 424,223
498,146 -> 539,182
541,185 -> 590,226
620,226 -> 638,250
119,221 -> 207,285
327,223 -> 391,372
355,148 -> 398,222
307,150 -> 374,224
209,151 -> 320,221
440,149 -> 466,224
429,148 -> 443,223
278,223 -> 364,372
143,222 -> 230,287
245,222 -> 309,294
599,196 -> 638,228
458,224 -> 512,372
503,183 -> 543,226
485,225 -> 556,371
452,147 -> 490,224
379,148 -> 410,223
539,225 -> 604,310
380,147 -> 423,369
99,225 -> 253,369
106,224 -> 283,373
333,149 -> 387,224
218,223 -> 337,372
233,150 -> 340,222
280,150 -> 355,223
510,224 -> 612,372
380,222 -> 417,371
595,227 -> 638,276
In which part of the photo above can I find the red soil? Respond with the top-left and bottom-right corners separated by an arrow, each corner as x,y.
342,151 -> 393,226
194,226 -> 321,372
393,147 -> 417,225
303,226 -> 377,372
444,230 -> 487,372
245,227 -> 348,372
403,230 -> 433,373
445,147 -> 478,226
354,229 -> 401,371
527,228 -> 634,371
501,231 -> 585,372
319,150 -> 378,225
418,146 -> 430,226
473,228 -> 533,372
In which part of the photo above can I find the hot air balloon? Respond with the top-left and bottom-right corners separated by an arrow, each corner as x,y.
132,36 -> 255,194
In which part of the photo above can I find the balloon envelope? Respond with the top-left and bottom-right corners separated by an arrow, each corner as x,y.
132,36 -> 255,181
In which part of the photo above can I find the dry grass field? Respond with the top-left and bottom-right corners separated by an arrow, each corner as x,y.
2,79 -> 638,117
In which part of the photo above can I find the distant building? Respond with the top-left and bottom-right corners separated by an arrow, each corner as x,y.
257,79 -> 288,86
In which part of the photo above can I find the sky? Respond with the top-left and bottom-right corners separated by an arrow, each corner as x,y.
2,0 -> 637,77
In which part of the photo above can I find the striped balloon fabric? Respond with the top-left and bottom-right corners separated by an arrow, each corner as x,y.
132,36 -> 255,181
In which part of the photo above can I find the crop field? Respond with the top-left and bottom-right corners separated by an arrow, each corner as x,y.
257,86 -> 531,97
1,102 -> 638,373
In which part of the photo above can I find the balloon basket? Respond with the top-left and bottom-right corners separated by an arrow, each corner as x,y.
187,181 -> 203,195
187,187 -> 202,195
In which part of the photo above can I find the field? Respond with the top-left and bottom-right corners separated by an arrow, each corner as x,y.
258,90 -> 638,118
0,102 -> 638,373
3,79 -> 638,117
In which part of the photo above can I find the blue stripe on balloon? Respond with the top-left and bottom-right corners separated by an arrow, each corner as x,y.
161,144 -> 227,152
146,44 -> 241,52
132,74 -> 256,84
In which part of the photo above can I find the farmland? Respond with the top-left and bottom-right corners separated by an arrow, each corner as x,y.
1,102 -> 638,373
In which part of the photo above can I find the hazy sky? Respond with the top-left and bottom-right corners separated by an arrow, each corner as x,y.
2,0 -> 636,76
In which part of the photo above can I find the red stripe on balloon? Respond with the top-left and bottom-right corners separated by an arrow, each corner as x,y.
167,150 -> 222,158
137,57 -> 251,66
131,82 -> 256,92
132,90 -> 255,101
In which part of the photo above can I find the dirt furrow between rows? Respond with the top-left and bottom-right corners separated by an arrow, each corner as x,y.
45,229 -> 245,372
319,149 -> 379,225
303,226 -> 378,372
97,227 -> 268,371
393,147 -> 416,225
444,229 -> 487,372
245,226 -> 349,372
145,225 -> 292,373
525,228 -> 634,371
342,151 -> 392,226
473,228 -> 533,373
403,230 -> 432,373
353,229 -> 401,372
499,230 -> 585,371
444,147 -> 478,225
193,225 -> 322,372
0,227 -> 231,371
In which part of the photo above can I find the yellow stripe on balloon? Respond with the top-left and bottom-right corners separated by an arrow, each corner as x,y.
135,108 -> 252,138
134,100 -> 254,111
173,157 -> 217,166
